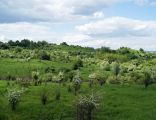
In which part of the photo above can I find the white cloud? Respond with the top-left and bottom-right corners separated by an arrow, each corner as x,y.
76,17 -> 156,37
61,17 -> 156,50
0,22 -> 59,43
0,0 -> 121,22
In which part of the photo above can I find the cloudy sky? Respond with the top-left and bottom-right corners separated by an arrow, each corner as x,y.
0,0 -> 156,50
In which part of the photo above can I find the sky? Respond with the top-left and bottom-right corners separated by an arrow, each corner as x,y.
0,0 -> 156,50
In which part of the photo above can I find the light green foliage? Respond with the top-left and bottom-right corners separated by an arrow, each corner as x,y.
72,71 -> 82,95
111,62 -> 120,77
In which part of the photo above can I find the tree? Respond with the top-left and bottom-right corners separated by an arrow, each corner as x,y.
60,42 -> 68,46
72,72 -> 82,95
32,71 -> 40,86
76,93 -> 100,120
7,89 -> 24,111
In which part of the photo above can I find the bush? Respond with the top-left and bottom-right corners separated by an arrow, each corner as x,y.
72,74 -> 82,95
76,93 -> 101,120
73,59 -> 83,70
39,51 -> 51,60
32,71 -> 40,86
7,89 -> 24,111
106,76 -> 121,84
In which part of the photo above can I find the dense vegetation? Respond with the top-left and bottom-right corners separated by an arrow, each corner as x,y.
0,39 -> 156,120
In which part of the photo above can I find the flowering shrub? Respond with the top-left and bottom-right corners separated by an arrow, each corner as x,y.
7,89 -> 24,111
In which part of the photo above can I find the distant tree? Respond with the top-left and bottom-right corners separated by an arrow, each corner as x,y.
0,43 -> 10,49
20,39 -> 31,48
98,46 -> 112,53
60,42 -> 68,46
139,48 -> 145,53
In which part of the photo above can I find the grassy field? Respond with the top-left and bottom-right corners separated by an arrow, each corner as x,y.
0,80 -> 156,120
0,58 -> 97,80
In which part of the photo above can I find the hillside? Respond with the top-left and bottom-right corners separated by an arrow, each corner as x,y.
0,40 -> 156,120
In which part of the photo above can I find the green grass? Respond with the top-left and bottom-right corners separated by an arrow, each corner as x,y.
0,80 -> 156,120
0,58 -> 96,81
0,58 -> 73,78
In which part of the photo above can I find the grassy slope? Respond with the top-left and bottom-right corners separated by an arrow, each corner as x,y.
0,58 -> 96,80
0,58 -> 73,77
0,80 -> 156,120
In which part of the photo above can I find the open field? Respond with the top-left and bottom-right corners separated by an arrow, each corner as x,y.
0,80 -> 156,120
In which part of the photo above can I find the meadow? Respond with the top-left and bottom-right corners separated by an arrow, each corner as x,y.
0,40 -> 156,120
1,80 -> 156,120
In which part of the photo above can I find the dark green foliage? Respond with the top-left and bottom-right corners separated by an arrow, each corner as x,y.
73,59 -> 83,70
55,88 -> 61,100
39,51 -> 51,60
144,71 -> 152,88
41,88 -> 48,105
67,85 -> 72,92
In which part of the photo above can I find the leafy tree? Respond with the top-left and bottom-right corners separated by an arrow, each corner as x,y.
76,93 -> 100,120
7,89 -> 24,111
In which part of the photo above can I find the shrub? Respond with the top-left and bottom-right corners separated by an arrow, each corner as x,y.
39,51 -> 50,60
7,89 -> 24,111
76,93 -> 100,120
106,76 -> 121,84
32,71 -> 40,86
72,74 -> 82,95
73,59 -> 83,70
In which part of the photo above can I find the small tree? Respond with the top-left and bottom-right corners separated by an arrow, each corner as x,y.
32,71 -> 40,86
72,72 -> 82,95
76,93 -> 100,120
7,89 -> 24,111
88,73 -> 98,87
57,71 -> 64,84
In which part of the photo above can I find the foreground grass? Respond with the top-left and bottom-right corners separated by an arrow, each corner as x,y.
0,80 -> 156,120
